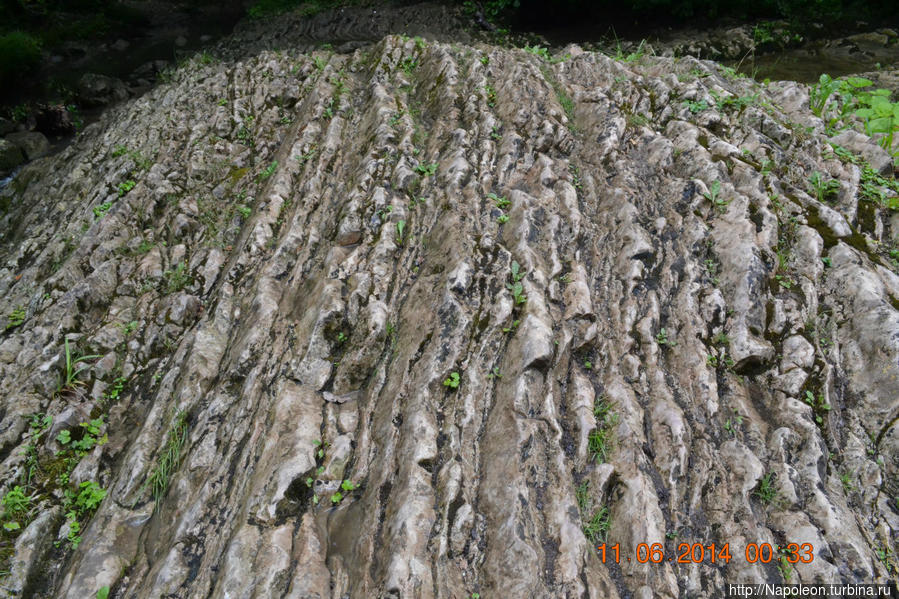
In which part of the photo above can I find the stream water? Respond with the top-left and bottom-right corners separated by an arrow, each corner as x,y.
535,22 -> 898,84
0,169 -> 16,191
733,44 -> 898,83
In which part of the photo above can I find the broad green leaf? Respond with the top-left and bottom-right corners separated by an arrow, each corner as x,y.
846,77 -> 873,88
867,117 -> 892,134
870,98 -> 892,116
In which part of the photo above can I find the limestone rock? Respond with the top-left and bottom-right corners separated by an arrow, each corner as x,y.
77,73 -> 129,107
0,21 -> 896,599
0,117 -> 15,136
4,131 -> 50,161
0,138 -> 24,173
830,129 -> 893,175
35,104 -> 76,137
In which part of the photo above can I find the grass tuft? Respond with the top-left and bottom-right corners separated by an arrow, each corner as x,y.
143,410 -> 189,510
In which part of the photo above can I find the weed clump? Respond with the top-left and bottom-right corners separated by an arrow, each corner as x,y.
142,410 -> 189,511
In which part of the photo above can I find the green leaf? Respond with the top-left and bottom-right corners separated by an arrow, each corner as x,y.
511,261 -> 521,280
3,521 -> 20,531
341,479 -> 356,491
870,97 -> 893,116
846,77 -> 873,88
443,372 -> 460,388
57,430 -> 71,445
97,587 -> 110,599
867,117 -> 893,134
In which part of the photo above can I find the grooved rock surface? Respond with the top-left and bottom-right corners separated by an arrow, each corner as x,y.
0,29 -> 898,598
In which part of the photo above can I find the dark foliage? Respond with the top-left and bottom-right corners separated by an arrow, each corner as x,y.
0,31 -> 40,90
467,0 -> 897,30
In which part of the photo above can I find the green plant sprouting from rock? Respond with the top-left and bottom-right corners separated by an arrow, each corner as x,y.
142,410 -> 189,511
62,481 -> 107,549
117,179 -> 136,197
414,162 -> 437,177
576,480 -> 611,544
330,479 -> 356,504
655,328 -> 676,347
703,180 -> 729,213
56,417 -> 108,455
57,338 -> 101,397
5,306 -> 25,330
588,396 -> 618,463
811,74 -> 899,162
443,371 -> 460,389
803,389 -> 831,425
808,171 -> 840,202
163,261 -> 192,293
258,160 -> 278,181
0,409 -> 111,556
491,192 -> 511,223
1,486 -> 32,532
755,472 -> 780,505
856,163 -> 899,210
507,260 -> 527,306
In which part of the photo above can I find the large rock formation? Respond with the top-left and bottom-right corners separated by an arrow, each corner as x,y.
0,20 -> 897,598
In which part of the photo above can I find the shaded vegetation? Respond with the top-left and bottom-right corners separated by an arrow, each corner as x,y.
0,0 -> 147,43
466,0 -> 897,33
0,0 -> 148,90
0,31 -> 40,88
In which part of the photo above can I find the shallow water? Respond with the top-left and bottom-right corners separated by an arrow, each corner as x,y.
534,20 -> 898,85
0,168 -> 17,191
732,46 -> 896,83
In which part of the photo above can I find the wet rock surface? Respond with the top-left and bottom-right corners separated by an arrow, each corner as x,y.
0,140 -> 24,176
0,25 -> 897,598
76,73 -> 131,109
4,131 -> 51,162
